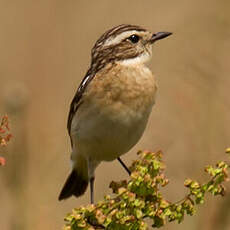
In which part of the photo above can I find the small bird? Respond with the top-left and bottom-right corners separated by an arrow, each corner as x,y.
59,24 -> 172,204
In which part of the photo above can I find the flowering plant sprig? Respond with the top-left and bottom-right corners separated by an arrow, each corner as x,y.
63,149 -> 230,230
0,115 -> 12,166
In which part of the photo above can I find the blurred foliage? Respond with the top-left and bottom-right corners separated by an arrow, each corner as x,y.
63,149 -> 230,230
0,115 -> 12,166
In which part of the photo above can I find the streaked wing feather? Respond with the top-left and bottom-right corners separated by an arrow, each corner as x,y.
67,69 -> 94,139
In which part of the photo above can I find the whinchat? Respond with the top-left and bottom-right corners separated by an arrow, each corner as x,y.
59,24 -> 172,204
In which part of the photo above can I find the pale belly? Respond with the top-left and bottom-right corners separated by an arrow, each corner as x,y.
71,102 -> 154,161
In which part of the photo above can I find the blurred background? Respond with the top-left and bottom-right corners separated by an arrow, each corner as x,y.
0,0 -> 230,229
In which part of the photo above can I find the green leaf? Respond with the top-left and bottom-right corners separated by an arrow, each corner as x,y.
63,149 -> 230,230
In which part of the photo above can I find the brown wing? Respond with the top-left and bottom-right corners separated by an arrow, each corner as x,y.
67,69 -> 95,142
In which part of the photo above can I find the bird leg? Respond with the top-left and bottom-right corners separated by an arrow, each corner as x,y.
117,157 -> 131,175
90,177 -> 95,204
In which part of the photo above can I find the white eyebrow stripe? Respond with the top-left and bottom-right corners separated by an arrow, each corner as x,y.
103,30 -> 142,47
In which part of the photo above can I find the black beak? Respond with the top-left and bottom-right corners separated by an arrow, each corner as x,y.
150,32 -> 172,43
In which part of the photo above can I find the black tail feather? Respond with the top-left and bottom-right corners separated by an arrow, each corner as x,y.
58,170 -> 88,201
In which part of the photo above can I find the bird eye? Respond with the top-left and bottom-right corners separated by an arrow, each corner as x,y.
128,34 -> 140,43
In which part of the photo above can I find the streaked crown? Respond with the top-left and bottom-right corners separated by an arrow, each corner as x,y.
90,24 -> 172,71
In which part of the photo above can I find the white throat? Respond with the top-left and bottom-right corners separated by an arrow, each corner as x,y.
119,51 -> 151,66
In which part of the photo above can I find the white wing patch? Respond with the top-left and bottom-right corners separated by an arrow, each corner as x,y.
81,75 -> 91,88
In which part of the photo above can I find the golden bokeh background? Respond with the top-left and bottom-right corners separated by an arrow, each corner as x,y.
0,0 -> 230,229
